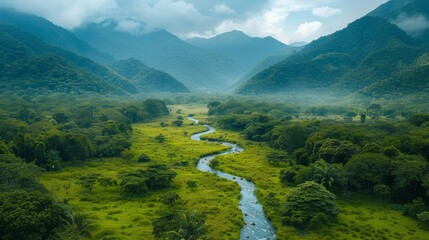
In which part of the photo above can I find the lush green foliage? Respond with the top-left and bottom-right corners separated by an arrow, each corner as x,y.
282,182 -> 338,229
109,58 -> 189,93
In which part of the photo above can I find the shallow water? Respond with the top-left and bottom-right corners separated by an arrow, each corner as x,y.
189,117 -> 276,240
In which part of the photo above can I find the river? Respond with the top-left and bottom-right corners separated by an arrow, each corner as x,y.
188,117 -> 276,240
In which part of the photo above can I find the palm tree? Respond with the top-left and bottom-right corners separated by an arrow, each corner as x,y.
167,211 -> 209,240
312,160 -> 340,189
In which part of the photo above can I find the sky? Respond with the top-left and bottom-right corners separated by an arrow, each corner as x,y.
0,0 -> 389,43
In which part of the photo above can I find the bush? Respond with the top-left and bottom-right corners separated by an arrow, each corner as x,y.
282,181 -> 338,229
137,153 -> 152,163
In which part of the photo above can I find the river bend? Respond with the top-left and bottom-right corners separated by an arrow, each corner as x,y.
188,117 -> 276,240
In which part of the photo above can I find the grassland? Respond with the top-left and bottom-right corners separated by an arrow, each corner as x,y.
202,124 -> 429,240
41,104 -> 427,239
41,104 -> 242,240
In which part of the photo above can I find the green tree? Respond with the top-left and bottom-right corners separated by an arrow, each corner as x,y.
186,181 -> 197,190
118,170 -> 148,196
172,120 -> 183,127
137,153 -> 152,163
76,174 -> 100,193
155,134 -> 165,143
282,182 -> 338,229
344,153 -> 392,191
312,160 -> 342,190
152,210 -> 208,240
0,191 -> 64,240
417,211 -> 429,230
159,192 -> 181,205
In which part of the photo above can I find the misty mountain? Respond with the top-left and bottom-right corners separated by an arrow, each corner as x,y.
232,47 -> 302,90
109,58 -> 189,93
0,24 -> 137,95
237,16 -> 428,96
186,30 -> 288,67
368,0 -> 429,47
0,8 -> 113,63
74,20 -> 247,90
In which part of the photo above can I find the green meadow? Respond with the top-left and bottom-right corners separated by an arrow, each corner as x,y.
41,104 -> 428,239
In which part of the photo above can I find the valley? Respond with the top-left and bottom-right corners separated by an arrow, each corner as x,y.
1,0 -> 429,239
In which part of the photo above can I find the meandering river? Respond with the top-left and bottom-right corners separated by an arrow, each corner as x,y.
188,117 -> 276,240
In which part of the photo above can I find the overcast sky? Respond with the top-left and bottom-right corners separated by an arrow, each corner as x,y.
0,0 -> 388,43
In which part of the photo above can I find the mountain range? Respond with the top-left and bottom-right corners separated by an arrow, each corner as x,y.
0,23 -> 137,95
186,30 -> 289,68
237,0 -> 429,98
0,8 -> 113,63
0,0 -> 428,98
73,20 -> 248,91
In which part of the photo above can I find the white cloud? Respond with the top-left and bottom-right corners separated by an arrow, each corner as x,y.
393,14 -> 429,37
118,0 -> 211,35
211,4 -> 236,15
312,7 -> 342,18
294,21 -> 322,39
115,19 -> 144,35
0,0 -> 117,29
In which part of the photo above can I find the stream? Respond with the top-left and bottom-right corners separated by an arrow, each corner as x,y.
188,117 -> 276,240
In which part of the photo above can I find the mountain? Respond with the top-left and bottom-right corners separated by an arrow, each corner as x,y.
237,16 -> 428,96
289,42 -> 307,47
74,20 -> 246,90
232,47 -> 302,90
368,0 -> 429,47
186,30 -> 288,67
109,58 -> 189,93
0,8 -> 113,63
0,24 -> 137,95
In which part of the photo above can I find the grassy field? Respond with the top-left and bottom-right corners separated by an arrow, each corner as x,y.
41,104 -> 242,240
202,124 -> 428,240
41,104 -> 427,239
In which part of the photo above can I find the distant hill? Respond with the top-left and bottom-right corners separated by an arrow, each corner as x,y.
109,58 -> 189,93
0,8 -> 113,63
0,24 -> 137,95
186,30 -> 288,67
74,20 -> 246,90
237,16 -> 429,97
232,47 -> 302,90
368,0 -> 429,47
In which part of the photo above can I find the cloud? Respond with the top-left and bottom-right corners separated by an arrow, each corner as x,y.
0,0 -> 117,29
312,7 -> 342,18
393,14 -> 429,37
117,0 -> 212,35
294,21 -> 322,39
115,19 -> 145,35
211,4 -> 236,15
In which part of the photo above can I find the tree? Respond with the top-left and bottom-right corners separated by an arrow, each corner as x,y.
137,153 -> 152,163
282,182 -> 338,229
76,174 -> 100,193
383,146 -> 400,158
159,192 -> 181,205
172,120 -> 183,127
315,138 -> 359,163
155,134 -> 165,143
312,160 -> 342,190
167,152 -> 177,162
360,113 -> 366,124
145,164 -> 177,189
186,181 -> 197,190
344,153 -> 392,191
118,170 -> 148,196
0,191 -> 64,240
153,210 -> 208,240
